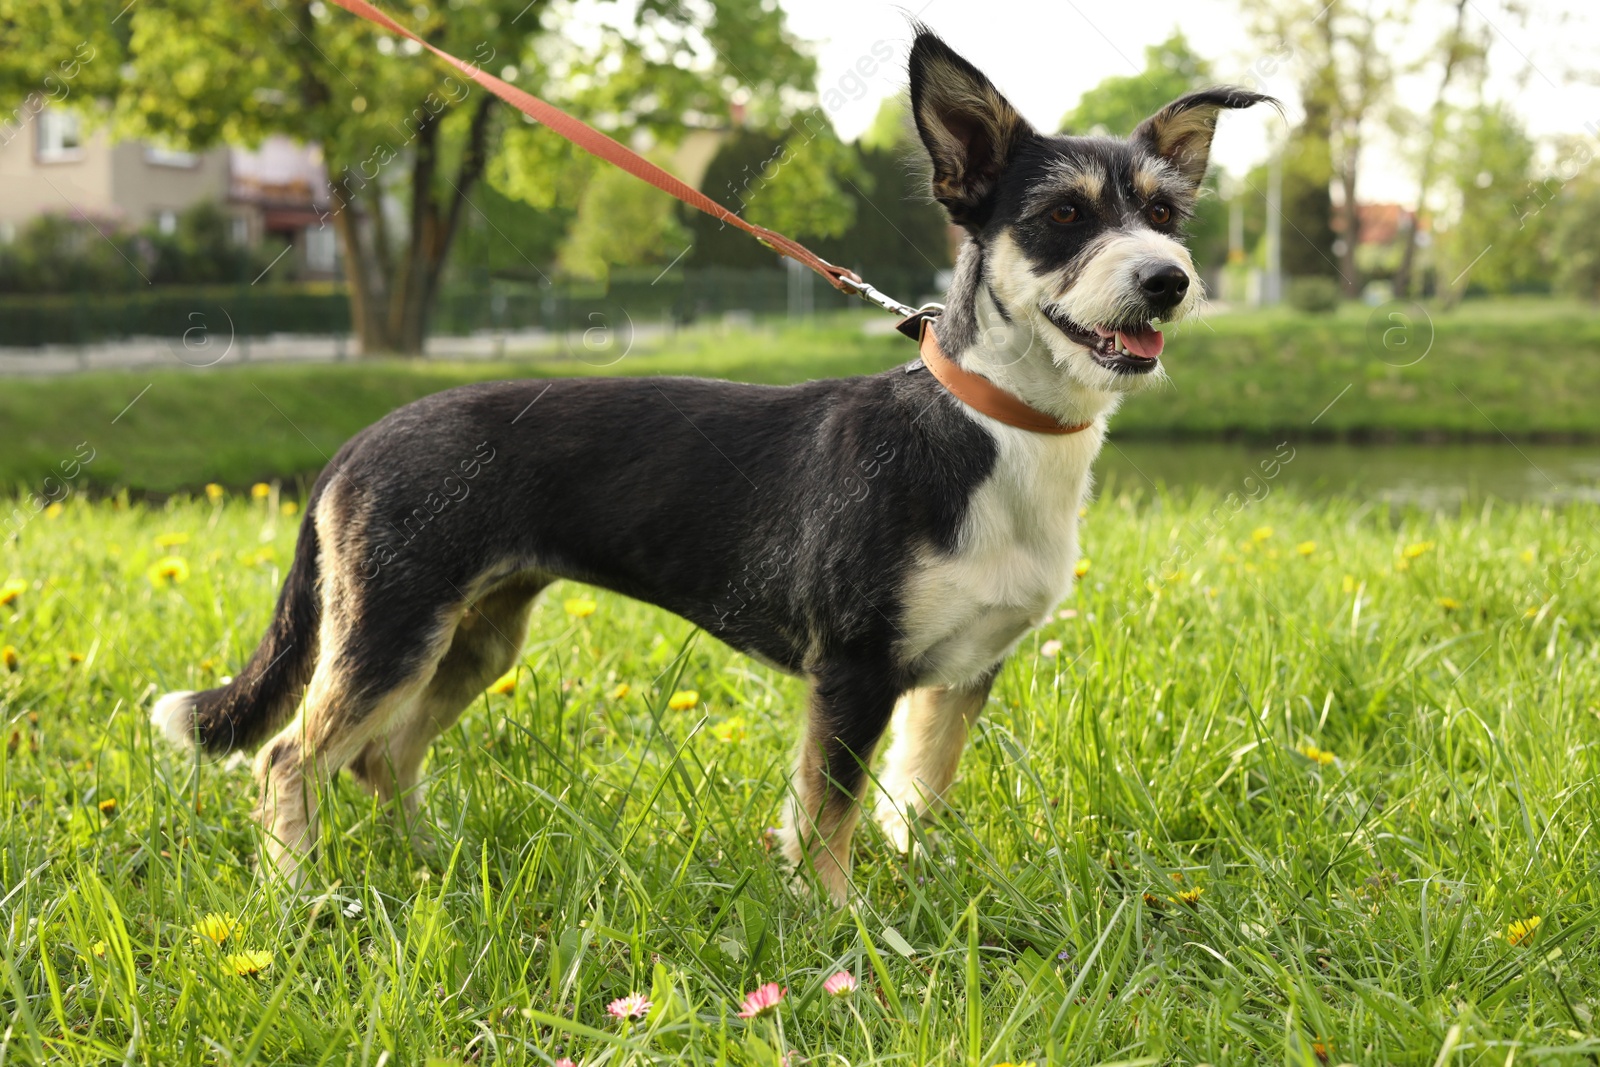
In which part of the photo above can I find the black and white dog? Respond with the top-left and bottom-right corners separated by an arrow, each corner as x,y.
153,30 -> 1269,902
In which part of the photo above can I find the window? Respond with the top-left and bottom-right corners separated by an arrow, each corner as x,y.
304,225 -> 337,272
156,210 -> 177,236
144,144 -> 198,168
230,215 -> 250,246
36,110 -> 82,162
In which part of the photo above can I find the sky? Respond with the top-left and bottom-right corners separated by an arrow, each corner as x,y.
779,0 -> 1600,203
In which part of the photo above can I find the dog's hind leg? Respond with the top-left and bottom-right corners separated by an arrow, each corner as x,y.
347,576 -> 547,833
251,550 -> 467,888
778,658 -> 901,904
252,648 -> 442,889
872,672 -> 996,853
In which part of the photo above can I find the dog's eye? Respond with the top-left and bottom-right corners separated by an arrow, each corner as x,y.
1049,205 -> 1079,225
1148,203 -> 1173,225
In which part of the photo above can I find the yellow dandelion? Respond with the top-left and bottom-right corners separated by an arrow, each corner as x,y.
250,482 -> 272,500
1341,574 -> 1356,593
609,683 -> 631,700
2,645 -> 17,671
1438,597 -> 1461,611
1251,526 -> 1274,542
205,483 -> 225,503
710,716 -> 747,744
44,502 -> 64,519
89,940 -> 108,958
1524,606 -> 1540,619
97,797 -> 118,815
1295,541 -> 1316,556
148,556 -> 191,585
1519,547 -> 1535,563
1505,915 -> 1541,946
1074,558 -> 1090,578
0,577 -> 26,606
239,546 -> 276,567
154,532 -> 191,548
1403,540 -> 1435,559
667,690 -> 699,711
224,949 -> 273,976
1299,743 -> 1336,766
280,500 -> 299,517
191,912 -> 237,945
1174,886 -> 1203,906
563,597 -> 597,618
487,667 -> 518,695
68,651 -> 85,664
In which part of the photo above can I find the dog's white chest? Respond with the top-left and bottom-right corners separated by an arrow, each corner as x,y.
898,424 -> 1101,686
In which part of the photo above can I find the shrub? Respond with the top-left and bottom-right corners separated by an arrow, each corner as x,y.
0,202 -> 281,294
1287,276 -> 1341,313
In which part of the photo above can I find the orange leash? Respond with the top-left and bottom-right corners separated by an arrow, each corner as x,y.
327,0 -> 871,298
328,0 -> 1092,436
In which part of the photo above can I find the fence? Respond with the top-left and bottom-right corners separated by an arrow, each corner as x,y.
0,266 -> 943,348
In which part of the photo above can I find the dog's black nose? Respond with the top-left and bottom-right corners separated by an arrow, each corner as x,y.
1139,265 -> 1190,310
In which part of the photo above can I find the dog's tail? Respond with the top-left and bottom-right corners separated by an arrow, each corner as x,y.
151,508 -> 321,756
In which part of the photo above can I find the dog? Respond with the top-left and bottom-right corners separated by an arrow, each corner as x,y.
151,28 -> 1270,903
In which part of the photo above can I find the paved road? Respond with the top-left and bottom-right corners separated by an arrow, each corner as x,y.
0,329 -> 565,376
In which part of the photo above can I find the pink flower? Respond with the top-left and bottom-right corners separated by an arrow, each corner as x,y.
822,970 -> 857,997
736,981 -> 786,1018
606,992 -> 651,1020
555,1060 -> 577,1067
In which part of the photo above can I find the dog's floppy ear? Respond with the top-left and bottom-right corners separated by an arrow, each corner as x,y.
1132,87 -> 1277,189
909,27 -> 1034,227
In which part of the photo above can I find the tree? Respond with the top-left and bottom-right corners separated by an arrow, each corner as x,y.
683,99 -> 951,287
681,119 -> 861,272
2,0 -> 815,354
1433,102 -> 1546,302
1553,179 -> 1600,303
1391,0 -> 1486,297
558,160 -> 690,282
1242,0 -> 1398,292
814,98 -> 950,282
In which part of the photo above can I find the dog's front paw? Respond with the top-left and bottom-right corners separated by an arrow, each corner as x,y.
874,798 -> 916,854
772,824 -> 853,905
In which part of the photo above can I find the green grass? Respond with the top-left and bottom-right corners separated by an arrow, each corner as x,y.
2,483 -> 1598,1064
6,297 -> 1599,493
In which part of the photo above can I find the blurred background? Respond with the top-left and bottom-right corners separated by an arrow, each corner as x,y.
1,0 -> 1597,502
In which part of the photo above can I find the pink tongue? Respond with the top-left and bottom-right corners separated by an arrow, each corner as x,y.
1116,326 -> 1164,359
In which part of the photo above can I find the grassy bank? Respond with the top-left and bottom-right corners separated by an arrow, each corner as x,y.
5,298 -> 1599,493
1,487 -> 1597,1063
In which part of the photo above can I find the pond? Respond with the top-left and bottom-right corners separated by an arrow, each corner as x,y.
1096,441 -> 1600,506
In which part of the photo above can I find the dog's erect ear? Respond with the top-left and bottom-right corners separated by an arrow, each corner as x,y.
1132,87 -> 1277,189
909,28 -> 1034,227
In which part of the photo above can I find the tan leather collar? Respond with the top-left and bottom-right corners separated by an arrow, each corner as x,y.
913,318 -> 1094,436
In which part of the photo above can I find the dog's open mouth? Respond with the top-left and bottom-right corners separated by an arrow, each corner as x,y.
1043,308 -> 1164,373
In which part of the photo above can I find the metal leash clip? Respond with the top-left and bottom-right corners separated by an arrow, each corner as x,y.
837,273 -> 922,319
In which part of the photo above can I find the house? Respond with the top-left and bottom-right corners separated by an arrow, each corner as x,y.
0,108 -> 336,278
